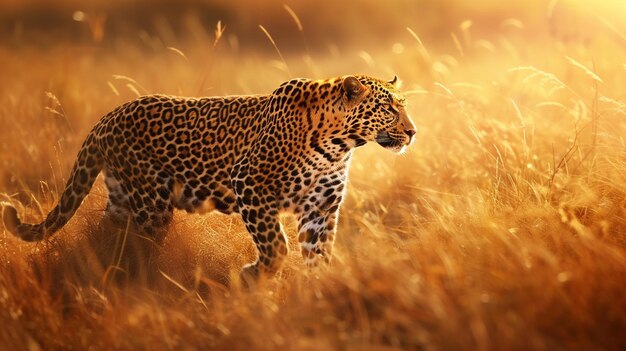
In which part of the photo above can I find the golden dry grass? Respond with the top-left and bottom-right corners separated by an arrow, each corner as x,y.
1,0 -> 625,350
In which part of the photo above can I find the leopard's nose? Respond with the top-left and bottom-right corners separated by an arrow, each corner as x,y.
404,128 -> 417,139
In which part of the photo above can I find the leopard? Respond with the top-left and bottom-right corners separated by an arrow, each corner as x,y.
2,75 -> 417,281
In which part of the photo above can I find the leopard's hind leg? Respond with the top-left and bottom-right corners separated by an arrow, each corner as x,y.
108,168 -> 174,240
105,162 -> 174,240
99,164 -> 174,283
103,167 -> 132,227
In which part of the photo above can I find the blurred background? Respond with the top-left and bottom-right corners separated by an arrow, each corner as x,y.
1,0 -> 624,87
2,0 -> 625,49
1,0 -> 625,99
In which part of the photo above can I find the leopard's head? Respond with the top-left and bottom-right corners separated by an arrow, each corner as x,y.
341,75 -> 417,153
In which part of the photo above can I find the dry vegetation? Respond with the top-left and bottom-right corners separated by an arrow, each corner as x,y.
1,0 -> 625,350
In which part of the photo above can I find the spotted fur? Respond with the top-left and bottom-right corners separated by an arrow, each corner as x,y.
2,75 -> 416,280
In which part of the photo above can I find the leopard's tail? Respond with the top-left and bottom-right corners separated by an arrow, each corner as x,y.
2,134 -> 103,241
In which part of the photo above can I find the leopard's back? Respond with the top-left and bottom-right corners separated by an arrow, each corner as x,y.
97,94 -> 270,215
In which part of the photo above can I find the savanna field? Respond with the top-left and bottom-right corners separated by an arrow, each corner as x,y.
0,0 -> 625,350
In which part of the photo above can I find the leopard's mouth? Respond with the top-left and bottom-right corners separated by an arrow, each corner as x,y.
375,131 -> 408,152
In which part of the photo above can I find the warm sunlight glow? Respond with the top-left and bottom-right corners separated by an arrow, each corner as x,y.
0,0 -> 625,350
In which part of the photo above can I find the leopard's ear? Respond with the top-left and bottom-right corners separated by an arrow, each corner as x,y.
389,75 -> 398,86
342,76 -> 367,105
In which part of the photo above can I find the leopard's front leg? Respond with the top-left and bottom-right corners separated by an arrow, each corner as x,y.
297,209 -> 338,267
233,160 -> 289,282
297,173 -> 345,268
238,203 -> 289,281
